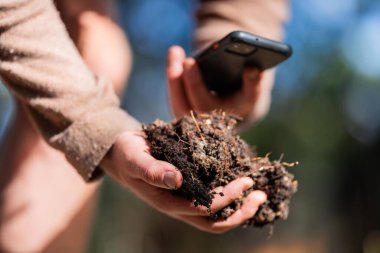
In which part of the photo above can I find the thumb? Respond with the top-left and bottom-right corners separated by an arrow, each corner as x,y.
134,154 -> 183,190
167,45 -> 186,78
242,68 -> 262,101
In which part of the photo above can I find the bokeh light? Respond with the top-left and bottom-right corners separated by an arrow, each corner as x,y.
120,0 -> 193,59
298,0 -> 357,28
343,82 -> 380,144
0,1 -> 380,252
341,13 -> 380,78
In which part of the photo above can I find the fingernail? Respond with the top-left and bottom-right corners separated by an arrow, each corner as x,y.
184,58 -> 195,69
240,177 -> 254,188
164,171 -> 178,189
171,61 -> 182,75
253,191 -> 267,203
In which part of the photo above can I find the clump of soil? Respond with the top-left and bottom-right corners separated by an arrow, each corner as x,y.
143,111 -> 298,228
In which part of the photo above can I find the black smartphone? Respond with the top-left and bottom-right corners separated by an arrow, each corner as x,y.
194,31 -> 292,96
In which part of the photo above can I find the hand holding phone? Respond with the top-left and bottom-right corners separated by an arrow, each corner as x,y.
194,31 -> 292,96
167,40 -> 288,121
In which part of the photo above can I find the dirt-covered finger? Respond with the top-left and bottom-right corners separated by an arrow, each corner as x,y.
181,190 -> 266,234
126,178 -> 210,216
210,190 -> 267,233
209,177 -> 253,213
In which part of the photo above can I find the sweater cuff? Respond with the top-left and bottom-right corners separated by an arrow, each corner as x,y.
50,107 -> 140,182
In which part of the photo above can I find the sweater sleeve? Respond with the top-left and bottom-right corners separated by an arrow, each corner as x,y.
195,0 -> 289,48
0,0 -> 139,181
195,0 -> 289,125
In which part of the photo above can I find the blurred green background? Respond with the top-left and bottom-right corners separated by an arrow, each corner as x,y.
1,0 -> 380,252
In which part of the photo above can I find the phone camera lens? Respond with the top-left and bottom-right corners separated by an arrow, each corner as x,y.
226,42 -> 256,56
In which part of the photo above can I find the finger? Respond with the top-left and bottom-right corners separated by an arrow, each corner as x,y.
129,148 -> 183,190
224,68 -> 263,118
182,58 -> 219,111
210,190 -> 266,233
167,46 -> 191,117
177,190 -> 266,234
209,177 -> 253,213
126,178 -> 210,216
167,45 -> 186,77
240,68 -> 263,103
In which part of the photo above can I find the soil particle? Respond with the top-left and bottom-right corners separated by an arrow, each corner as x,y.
143,111 -> 298,228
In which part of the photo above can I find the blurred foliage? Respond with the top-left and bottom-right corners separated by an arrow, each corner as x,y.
1,0 -> 379,252
0,83 -> 13,139
90,1 -> 380,252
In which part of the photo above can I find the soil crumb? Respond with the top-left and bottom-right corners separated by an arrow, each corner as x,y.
143,111 -> 298,228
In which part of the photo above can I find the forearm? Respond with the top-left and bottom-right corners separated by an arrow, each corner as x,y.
56,0 -> 132,95
0,0 -> 139,181
55,0 -> 116,45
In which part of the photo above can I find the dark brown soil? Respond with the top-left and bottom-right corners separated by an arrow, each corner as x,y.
143,111 -> 298,228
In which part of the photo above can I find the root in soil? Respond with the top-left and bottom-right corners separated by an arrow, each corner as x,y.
143,111 -> 298,228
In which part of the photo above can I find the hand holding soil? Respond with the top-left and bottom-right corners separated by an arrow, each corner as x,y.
143,111 -> 298,229
166,46 -> 272,122
103,130 -> 266,234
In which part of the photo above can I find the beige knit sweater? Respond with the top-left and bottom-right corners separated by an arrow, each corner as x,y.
0,0 -> 288,181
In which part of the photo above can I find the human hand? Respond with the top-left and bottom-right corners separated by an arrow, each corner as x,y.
167,46 -> 275,122
102,131 -> 267,233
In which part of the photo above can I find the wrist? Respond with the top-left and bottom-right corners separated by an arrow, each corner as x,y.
99,129 -> 142,184
99,133 -> 123,183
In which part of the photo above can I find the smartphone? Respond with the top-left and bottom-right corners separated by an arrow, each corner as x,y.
194,31 -> 292,96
